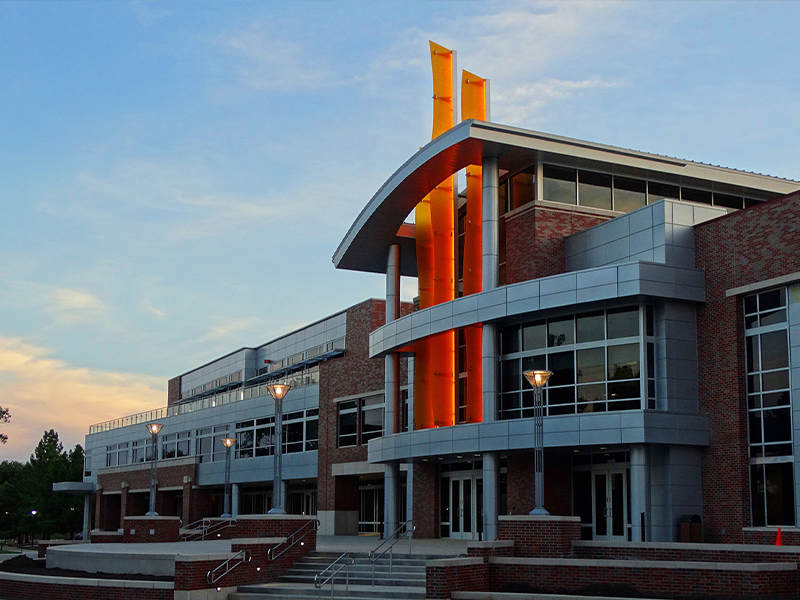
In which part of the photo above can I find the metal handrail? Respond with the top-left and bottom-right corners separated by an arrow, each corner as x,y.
268,518 -> 319,561
314,552 -> 354,598
369,520 -> 414,585
181,517 -> 235,541
206,548 -> 251,584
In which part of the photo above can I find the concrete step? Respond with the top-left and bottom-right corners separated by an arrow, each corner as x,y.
231,582 -> 426,600
280,574 -> 425,586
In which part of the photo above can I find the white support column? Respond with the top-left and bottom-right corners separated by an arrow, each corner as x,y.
630,445 -> 649,542
231,483 -> 240,519
482,451 -> 500,541
82,493 -> 91,540
384,244 -> 401,538
481,155 -> 501,541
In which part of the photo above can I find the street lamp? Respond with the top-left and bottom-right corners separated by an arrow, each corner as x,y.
523,370 -> 553,515
266,383 -> 291,514
145,423 -> 163,516
220,437 -> 236,518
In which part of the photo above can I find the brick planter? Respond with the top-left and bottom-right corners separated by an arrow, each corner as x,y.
498,515 -> 581,557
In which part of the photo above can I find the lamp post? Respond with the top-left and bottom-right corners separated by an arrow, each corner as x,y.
523,370 -> 553,515
266,383 -> 291,514
220,437 -> 236,518
145,423 -> 164,516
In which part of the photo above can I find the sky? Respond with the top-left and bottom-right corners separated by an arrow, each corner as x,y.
0,0 -> 799,461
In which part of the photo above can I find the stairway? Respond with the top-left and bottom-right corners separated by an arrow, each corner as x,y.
229,550 -> 442,600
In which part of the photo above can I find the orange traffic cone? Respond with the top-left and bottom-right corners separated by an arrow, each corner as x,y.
776,527 -> 783,546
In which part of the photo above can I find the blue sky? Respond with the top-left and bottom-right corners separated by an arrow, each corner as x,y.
0,0 -> 798,460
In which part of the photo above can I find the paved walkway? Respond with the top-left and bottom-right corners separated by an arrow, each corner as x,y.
317,534 -> 469,556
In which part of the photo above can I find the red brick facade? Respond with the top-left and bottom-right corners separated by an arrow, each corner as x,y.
694,191 -> 800,543
504,204 -> 610,284
506,451 -> 572,517
497,516 -> 581,557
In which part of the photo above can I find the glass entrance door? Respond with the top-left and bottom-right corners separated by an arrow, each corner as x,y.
443,473 -> 482,540
593,467 -> 627,541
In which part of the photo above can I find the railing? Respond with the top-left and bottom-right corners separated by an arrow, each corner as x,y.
314,552 -> 354,598
181,517 -> 236,542
268,518 -> 319,561
369,520 -> 414,585
207,548 -> 251,584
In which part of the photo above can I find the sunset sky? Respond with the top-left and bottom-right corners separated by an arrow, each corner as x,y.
1,1 -> 799,461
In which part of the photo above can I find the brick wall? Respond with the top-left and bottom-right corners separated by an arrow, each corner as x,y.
206,516 -> 318,541
167,376 -> 181,406
426,557 -> 487,599
488,559 -> 797,598
497,516 -> 581,557
412,461 -> 439,538
0,574 -> 172,600
504,204 -> 610,284
317,299 -> 412,515
744,528 -> 800,546
122,516 -> 180,543
174,535 -> 313,591
506,451 -> 571,516
574,541 -> 800,563
694,191 -> 800,543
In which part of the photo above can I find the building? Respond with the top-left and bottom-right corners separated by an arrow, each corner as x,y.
82,46 -> 800,546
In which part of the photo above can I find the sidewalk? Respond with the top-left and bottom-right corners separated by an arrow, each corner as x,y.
317,534 -> 469,556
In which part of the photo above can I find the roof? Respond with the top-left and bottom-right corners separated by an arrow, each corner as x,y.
333,119 -> 800,276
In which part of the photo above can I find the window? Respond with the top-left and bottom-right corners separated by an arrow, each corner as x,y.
614,177 -> 646,213
510,168 -> 535,210
744,288 -> 794,526
234,409 -> 318,458
196,425 -> 230,463
106,443 -> 129,467
337,395 -> 385,447
543,165 -> 577,204
499,307 -> 645,419
579,171 -> 612,211
338,401 -> 358,447
161,431 -> 190,459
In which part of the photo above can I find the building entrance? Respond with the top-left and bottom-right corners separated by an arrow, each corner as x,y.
573,454 -> 630,541
441,472 -> 483,540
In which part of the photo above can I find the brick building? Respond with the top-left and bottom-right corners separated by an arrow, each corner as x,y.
80,118 -> 800,544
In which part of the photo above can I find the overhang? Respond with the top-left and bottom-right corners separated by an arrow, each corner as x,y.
333,120 -> 799,276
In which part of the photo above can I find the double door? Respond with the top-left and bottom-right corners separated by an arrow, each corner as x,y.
593,468 -> 628,541
442,472 -> 483,540
574,465 -> 629,541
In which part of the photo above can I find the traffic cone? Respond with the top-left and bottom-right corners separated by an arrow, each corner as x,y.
776,527 -> 783,546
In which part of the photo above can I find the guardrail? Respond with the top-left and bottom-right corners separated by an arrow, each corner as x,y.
369,519 -> 414,585
181,517 -> 236,541
314,552 -> 354,598
206,548 -> 251,584
268,518 -> 319,561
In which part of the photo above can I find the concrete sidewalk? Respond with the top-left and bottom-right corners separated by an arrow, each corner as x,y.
317,535 -> 469,556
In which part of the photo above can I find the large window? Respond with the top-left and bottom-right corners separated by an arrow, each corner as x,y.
337,394 -> 385,447
745,288 -> 795,526
499,307 -> 651,418
235,409 -> 319,458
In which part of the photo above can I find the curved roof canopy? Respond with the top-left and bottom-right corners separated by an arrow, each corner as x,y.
333,120 -> 799,277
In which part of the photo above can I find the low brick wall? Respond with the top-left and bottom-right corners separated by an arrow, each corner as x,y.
744,527 -> 800,546
0,572 -> 173,600
37,540 -> 87,559
574,540 -> 800,564
123,516 -> 180,543
497,515 -> 581,557
89,529 -> 123,543
208,515 -> 317,541
426,557 -> 487,600
466,540 -> 514,560
489,557 -> 797,598
174,535 -> 315,592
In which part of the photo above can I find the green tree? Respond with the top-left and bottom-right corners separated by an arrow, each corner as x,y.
0,406 -> 9,444
22,430 -> 84,540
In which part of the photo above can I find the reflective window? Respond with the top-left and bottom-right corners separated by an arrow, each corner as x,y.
614,177 -> 646,213
579,171 -> 612,211
543,165 -> 576,204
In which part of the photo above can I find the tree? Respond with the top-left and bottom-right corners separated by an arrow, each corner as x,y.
0,406 -> 9,444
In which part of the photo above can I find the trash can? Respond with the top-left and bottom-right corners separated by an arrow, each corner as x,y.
679,514 -> 702,542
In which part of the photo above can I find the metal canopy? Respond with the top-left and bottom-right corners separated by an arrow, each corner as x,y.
333,119 -> 799,276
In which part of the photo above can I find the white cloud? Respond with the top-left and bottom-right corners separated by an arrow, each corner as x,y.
0,336 -> 164,461
48,288 -> 105,322
139,297 -> 166,319
196,317 -> 263,344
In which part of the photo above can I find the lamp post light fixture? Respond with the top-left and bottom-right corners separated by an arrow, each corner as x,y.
145,422 -> 164,516
522,370 -> 553,515
220,437 -> 236,518
266,383 -> 291,514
